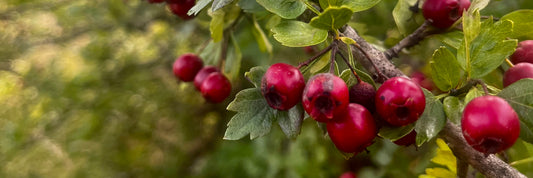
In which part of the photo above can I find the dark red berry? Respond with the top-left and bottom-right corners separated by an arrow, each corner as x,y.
194,66 -> 219,90
349,81 -> 376,112
375,77 -> 426,126
339,172 -> 357,178
503,63 -> 533,87
510,40 -> 533,64
200,72 -> 231,103
302,73 -> 349,122
148,0 -> 165,3
410,71 -> 435,91
393,131 -> 417,146
461,96 -> 520,154
261,63 -> 305,110
423,0 -> 471,29
303,46 -> 315,55
167,0 -> 196,20
327,104 -> 377,153
173,53 -> 203,82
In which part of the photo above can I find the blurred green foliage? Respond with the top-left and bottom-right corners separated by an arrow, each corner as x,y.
0,0 -> 532,177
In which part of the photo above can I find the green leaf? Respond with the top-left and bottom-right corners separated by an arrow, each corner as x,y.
464,87 -> 483,104
251,18 -> 273,54
309,51 -> 331,74
238,0 -> 266,13
212,0 -> 234,12
321,0 -> 382,12
443,96 -> 463,125
434,31 -> 463,49
209,9 -> 225,42
224,33 -> 242,80
278,104 -> 304,139
244,66 -> 267,87
501,10 -> 533,40
430,47 -> 463,91
272,20 -> 328,47
256,0 -> 306,19
467,0 -> 489,14
415,89 -> 446,147
309,6 -> 354,30
497,79 -> 533,144
392,0 -> 420,35
339,69 -> 376,88
188,0 -> 212,15
378,123 -> 415,141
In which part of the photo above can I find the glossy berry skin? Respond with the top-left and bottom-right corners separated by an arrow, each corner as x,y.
423,0 -> 471,29
461,96 -> 520,154
349,81 -> 376,112
167,0 -> 196,20
503,63 -> 533,87
327,104 -> 377,153
303,73 -> 349,122
375,77 -> 426,126
510,40 -> 533,64
339,172 -> 357,178
173,53 -> 203,82
393,131 -> 417,146
148,0 -> 165,3
194,66 -> 219,90
261,63 -> 305,110
200,72 -> 231,103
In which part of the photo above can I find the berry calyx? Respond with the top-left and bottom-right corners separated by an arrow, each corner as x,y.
302,73 -> 349,122
173,53 -> 203,82
423,0 -> 471,29
261,63 -> 305,110
327,103 -> 377,153
349,81 -> 376,112
503,63 -> 533,87
194,66 -> 219,90
461,96 -> 520,154
510,40 -> 533,64
200,72 -> 231,103
167,0 -> 196,20
375,77 -> 426,126
393,131 -> 417,146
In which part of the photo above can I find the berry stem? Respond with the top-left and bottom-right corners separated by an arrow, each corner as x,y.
510,157 -> 533,166
329,44 -> 338,74
473,79 -> 490,96
298,45 -> 333,69
505,58 -> 514,67
337,51 -> 362,83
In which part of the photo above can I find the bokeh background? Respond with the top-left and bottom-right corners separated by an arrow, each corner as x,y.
1,0 -> 532,177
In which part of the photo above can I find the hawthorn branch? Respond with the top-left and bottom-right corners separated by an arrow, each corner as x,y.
340,25 -> 526,178
384,21 -> 435,59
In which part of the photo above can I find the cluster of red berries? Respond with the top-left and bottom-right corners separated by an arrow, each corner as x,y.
173,53 -> 231,103
147,0 -> 196,20
261,63 -> 427,153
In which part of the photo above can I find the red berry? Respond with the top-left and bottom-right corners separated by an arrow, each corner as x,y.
173,53 -> 203,82
510,40 -> 533,64
167,0 -> 196,20
349,81 -> 376,112
303,46 -> 315,55
461,96 -> 520,154
327,104 -> 377,153
303,73 -> 349,122
423,0 -> 471,29
503,63 -> 533,87
148,0 -> 165,3
410,71 -> 435,91
339,172 -> 357,178
393,131 -> 417,146
200,72 -> 231,103
194,66 -> 219,90
375,77 -> 426,126
261,63 -> 305,110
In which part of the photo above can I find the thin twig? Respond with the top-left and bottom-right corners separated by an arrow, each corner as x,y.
337,51 -> 362,83
384,21 -> 434,59
330,44 -> 337,74
298,45 -> 333,69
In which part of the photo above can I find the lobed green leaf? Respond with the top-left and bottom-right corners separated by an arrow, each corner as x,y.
501,10 -> 533,40
244,66 -> 267,87
415,89 -> 446,147
497,79 -> 533,144
430,47 -> 463,91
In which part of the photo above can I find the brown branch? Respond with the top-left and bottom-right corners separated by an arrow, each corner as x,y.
340,25 -> 526,178
457,159 -> 469,178
384,21 -> 435,59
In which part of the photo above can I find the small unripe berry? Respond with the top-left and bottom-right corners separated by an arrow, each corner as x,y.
410,71 -> 435,91
503,63 -> 533,87
302,73 -> 349,122
423,0 -> 471,29
510,40 -> 533,64
173,53 -> 203,82
200,72 -> 231,103
461,96 -> 520,154
327,104 -> 377,153
167,0 -> 196,20
261,63 -> 305,110
393,131 -> 417,146
349,81 -> 376,112
194,66 -> 219,90
375,77 -> 426,126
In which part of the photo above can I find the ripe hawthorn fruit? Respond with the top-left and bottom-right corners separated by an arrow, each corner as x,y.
375,77 -> 426,126
200,72 -> 231,103
349,81 -> 376,112
510,40 -> 533,64
503,63 -> 533,87
393,130 -> 417,146
167,0 -> 196,20
461,96 -> 520,154
261,63 -> 305,110
194,66 -> 219,90
302,73 -> 349,122
173,53 -> 203,82
327,103 -> 377,153
423,0 -> 471,29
